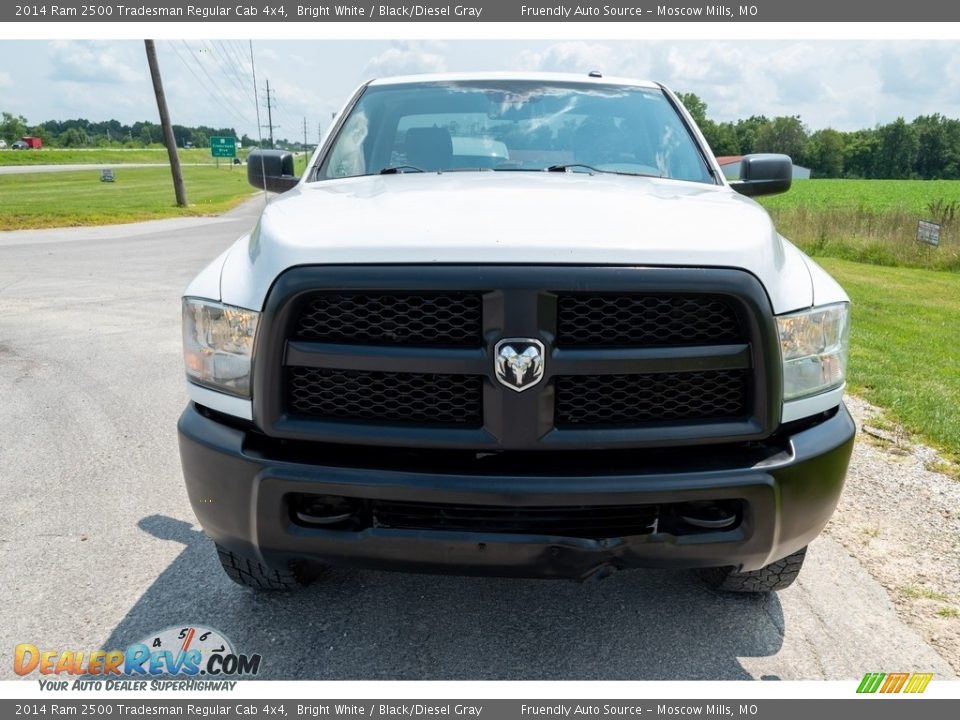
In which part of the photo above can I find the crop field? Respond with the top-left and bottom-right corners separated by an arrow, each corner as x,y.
760,178 -> 960,213
758,179 -> 960,270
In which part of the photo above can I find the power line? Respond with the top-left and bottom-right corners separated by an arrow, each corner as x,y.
262,78 -> 277,147
183,40 -> 253,128
203,40 -> 250,97
249,40 -> 268,204
165,41 -> 252,134
208,40 -> 257,106
266,91 -> 300,145
178,40 -> 253,129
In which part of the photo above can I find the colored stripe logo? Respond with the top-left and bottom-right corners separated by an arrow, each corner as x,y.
857,672 -> 933,694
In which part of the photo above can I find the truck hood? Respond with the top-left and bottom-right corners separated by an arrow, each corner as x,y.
220,172 -> 814,313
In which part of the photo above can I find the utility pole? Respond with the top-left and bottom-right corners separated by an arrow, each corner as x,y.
261,79 -> 276,148
318,121 -> 322,145
302,116 -> 308,157
144,40 -> 187,207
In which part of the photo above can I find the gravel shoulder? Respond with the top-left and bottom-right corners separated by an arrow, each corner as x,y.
827,395 -> 960,672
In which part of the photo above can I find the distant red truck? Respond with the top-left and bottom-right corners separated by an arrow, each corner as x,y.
21,136 -> 42,149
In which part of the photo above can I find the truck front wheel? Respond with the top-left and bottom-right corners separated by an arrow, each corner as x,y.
216,543 -> 326,591
699,546 -> 807,593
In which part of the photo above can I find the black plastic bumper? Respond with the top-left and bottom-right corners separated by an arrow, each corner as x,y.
178,403 -> 855,578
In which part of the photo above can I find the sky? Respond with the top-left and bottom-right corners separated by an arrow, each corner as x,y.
1,39 -> 959,140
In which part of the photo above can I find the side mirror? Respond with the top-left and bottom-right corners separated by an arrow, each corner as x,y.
247,150 -> 299,193
730,154 -> 792,197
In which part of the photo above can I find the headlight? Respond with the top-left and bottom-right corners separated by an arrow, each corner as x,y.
777,302 -> 849,401
182,298 -> 259,397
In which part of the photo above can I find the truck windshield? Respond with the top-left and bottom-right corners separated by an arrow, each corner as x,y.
316,80 -> 715,184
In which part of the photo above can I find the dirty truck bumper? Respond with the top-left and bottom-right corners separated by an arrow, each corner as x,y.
178,403 -> 855,578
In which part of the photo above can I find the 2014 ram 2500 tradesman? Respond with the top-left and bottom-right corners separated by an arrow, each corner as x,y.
178,73 -> 855,593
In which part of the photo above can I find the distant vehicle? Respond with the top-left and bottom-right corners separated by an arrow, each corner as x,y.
21,136 -> 42,149
11,140 -> 28,150
0,139 -> 7,149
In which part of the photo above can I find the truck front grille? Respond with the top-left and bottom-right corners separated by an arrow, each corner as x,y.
287,368 -> 483,425
555,370 -> 748,426
293,292 -> 482,346
257,266 -> 775,449
557,294 -> 742,347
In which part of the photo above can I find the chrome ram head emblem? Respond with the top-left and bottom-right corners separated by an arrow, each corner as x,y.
494,339 -> 545,392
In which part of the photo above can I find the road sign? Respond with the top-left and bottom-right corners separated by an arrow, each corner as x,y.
210,136 -> 237,158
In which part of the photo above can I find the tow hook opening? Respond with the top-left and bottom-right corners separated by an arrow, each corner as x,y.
292,494 -> 362,529
676,500 -> 740,530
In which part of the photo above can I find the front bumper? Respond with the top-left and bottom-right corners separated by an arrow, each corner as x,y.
178,402 -> 855,579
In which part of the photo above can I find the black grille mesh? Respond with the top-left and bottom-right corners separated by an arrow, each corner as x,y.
293,293 -> 482,346
555,370 -> 748,426
557,294 -> 742,347
288,368 -> 483,425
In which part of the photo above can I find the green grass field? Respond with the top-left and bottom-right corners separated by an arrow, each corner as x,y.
758,179 -> 960,271
0,166 -> 257,230
818,258 -> 960,468
0,147 -> 222,166
0,154 -> 311,230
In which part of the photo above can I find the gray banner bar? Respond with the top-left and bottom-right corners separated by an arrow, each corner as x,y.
4,0 -> 960,23
2,699 -> 958,718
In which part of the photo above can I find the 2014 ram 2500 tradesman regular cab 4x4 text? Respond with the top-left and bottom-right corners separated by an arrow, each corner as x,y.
178,73 -> 855,593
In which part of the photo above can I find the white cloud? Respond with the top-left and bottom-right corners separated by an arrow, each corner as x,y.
363,41 -> 447,78
48,40 -> 142,84
3,40 -> 960,136
516,41 -> 616,74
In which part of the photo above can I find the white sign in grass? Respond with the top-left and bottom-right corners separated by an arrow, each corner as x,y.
917,220 -> 940,247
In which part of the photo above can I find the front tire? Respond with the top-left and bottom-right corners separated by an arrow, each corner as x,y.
215,543 -> 325,591
699,546 -> 807,593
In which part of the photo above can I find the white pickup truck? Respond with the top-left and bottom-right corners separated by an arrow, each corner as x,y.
178,72 -> 854,592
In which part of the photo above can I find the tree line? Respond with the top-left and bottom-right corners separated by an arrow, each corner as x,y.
677,93 -> 960,180
7,99 -> 960,179
0,113 -> 269,151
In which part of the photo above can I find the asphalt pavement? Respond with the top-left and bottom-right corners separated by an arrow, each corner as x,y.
0,198 -> 955,681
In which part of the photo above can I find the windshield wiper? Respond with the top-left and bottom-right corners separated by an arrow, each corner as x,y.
379,165 -> 425,174
546,163 -> 605,174
545,164 -> 662,178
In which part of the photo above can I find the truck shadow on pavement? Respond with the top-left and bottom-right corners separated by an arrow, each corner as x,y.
100,515 -> 785,680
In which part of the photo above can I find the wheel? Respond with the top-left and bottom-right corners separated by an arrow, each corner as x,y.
215,543 -> 325,591
699,546 -> 807,593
